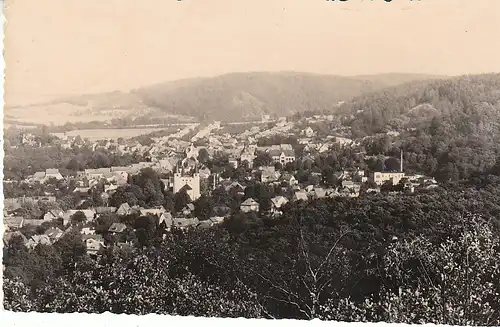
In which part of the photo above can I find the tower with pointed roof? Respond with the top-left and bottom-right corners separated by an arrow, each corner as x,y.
173,159 -> 200,201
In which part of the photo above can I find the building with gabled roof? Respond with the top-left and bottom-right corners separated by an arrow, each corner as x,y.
293,191 -> 309,202
26,235 -> 51,249
108,222 -> 127,234
44,227 -> 64,242
240,198 -> 260,213
3,231 -> 28,246
43,209 -> 64,221
82,234 -> 105,256
117,203 -> 131,216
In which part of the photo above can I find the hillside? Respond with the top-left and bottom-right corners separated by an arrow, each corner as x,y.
340,73 -> 500,137
339,73 -> 500,181
5,72 -> 445,125
351,73 -> 447,87
132,72 -> 393,121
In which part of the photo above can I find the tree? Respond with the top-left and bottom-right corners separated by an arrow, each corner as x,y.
194,195 -> 214,221
174,189 -> 192,213
385,157 -> 401,172
198,148 -> 210,163
71,211 -> 87,225
365,214 -> 500,325
254,152 -> 273,168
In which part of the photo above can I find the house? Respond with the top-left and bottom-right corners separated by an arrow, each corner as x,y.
82,234 -> 105,256
139,206 -> 166,217
117,203 -> 131,216
45,168 -> 64,181
270,196 -> 289,216
305,185 -> 315,192
94,206 -> 117,216
112,171 -> 129,185
85,168 -> 113,181
157,159 -> 176,173
32,171 -> 46,183
111,166 -> 133,173
225,182 -> 246,194
160,179 -> 171,191
341,180 -> 355,189
269,149 -> 296,165
3,231 -> 28,246
339,186 -> 359,198
261,167 -> 281,183
293,191 -> 309,202
198,166 -> 212,180
240,198 -> 260,213
303,127 -> 315,138
182,203 -> 195,216
197,220 -> 214,229
280,173 -> 298,186
312,188 -> 327,199
365,187 -> 381,195
44,227 -> 64,242
370,172 -> 405,186
108,222 -> 127,234
159,212 -> 174,230
73,187 -> 90,196
228,156 -> 238,169
240,148 -> 256,168
209,216 -> 225,225
326,190 -> 340,198
104,184 -> 119,193
43,209 -> 63,221
3,217 -> 24,231
298,138 -> 312,145
26,235 -> 51,249
22,219 -> 46,227
80,227 -> 96,235
171,217 -> 200,230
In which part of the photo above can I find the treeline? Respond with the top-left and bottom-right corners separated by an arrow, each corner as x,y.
4,176 -> 500,324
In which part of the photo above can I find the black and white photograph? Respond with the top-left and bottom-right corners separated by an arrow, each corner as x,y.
2,0 -> 500,326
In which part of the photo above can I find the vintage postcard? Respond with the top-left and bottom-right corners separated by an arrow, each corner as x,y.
2,0 -> 500,326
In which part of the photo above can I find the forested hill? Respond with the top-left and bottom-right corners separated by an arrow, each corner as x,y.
132,72 -> 443,121
339,73 -> 500,181
341,73 -> 500,138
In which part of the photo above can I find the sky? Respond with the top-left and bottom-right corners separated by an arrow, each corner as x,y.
3,0 -> 500,106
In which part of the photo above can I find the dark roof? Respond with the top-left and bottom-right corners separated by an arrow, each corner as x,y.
269,149 -> 295,157
109,223 -> 127,233
180,184 -> 193,191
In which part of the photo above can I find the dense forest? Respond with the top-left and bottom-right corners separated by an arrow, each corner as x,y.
332,74 -> 500,181
4,176 -> 500,324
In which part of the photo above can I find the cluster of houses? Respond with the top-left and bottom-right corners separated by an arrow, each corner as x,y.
3,199 -> 227,257
4,116 -> 439,258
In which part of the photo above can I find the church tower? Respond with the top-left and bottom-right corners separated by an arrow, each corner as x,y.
173,159 -> 201,201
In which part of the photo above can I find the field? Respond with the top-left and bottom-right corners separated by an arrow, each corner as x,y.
52,128 -> 169,141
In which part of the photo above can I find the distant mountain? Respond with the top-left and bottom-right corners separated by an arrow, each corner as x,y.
6,71 -> 447,125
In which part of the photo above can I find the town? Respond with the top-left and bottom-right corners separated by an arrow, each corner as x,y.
3,113 -> 438,258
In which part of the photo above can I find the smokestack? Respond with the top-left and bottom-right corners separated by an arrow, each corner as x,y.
400,150 -> 403,173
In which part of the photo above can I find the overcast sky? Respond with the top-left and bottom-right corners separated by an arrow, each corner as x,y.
3,0 -> 500,106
